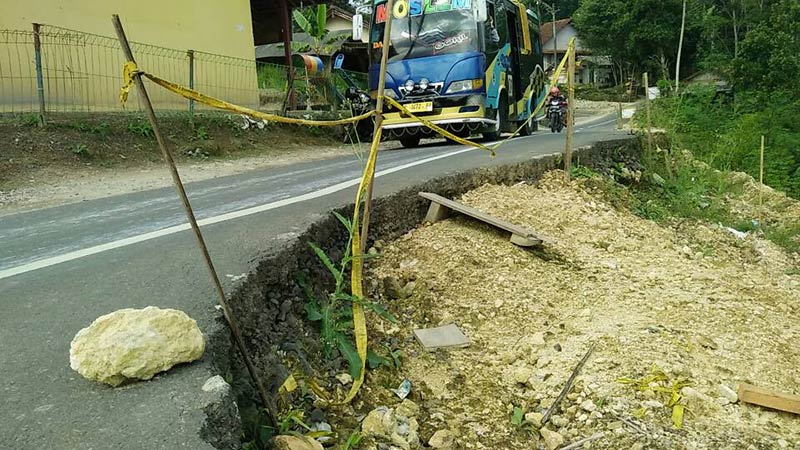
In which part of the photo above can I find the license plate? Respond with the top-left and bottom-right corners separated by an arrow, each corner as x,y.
404,101 -> 433,113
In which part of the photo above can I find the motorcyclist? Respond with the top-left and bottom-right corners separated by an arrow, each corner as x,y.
545,86 -> 567,126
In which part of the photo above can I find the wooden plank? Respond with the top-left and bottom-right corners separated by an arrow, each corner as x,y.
419,192 -> 543,246
413,323 -> 470,351
738,383 -> 800,415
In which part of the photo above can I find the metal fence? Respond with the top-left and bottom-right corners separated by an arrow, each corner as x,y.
0,24 -> 369,120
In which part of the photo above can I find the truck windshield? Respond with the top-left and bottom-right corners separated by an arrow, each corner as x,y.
371,6 -> 479,62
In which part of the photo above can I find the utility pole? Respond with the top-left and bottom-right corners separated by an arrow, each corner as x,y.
539,1 -> 559,70
674,0 -> 687,93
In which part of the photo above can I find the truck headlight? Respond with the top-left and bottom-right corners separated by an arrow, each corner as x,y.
445,79 -> 483,94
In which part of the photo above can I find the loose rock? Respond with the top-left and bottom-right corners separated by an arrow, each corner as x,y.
428,429 -> 456,448
540,427 -> 564,450
272,435 -> 324,450
69,306 -> 204,386
717,384 -> 738,404
524,412 -> 543,428
336,373 -> 353,385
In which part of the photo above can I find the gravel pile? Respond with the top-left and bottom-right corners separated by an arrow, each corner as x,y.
363,170 -> 800,449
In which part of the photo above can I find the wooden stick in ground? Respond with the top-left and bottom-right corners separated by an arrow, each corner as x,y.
759,135 -> 765,217
560,431 -> 605,450
564,38 -> 575,182
358,0 -> 394,253
111,14 -> 277,427
541,343 -> 595,427
643,72 -> 653,153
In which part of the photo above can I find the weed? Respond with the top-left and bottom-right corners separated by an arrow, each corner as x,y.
571,165 -> 601,179
510,406 -> 524,427
127,118 -> 153,137
194,125 -> 209,140
19,113 -> 41,127
786,268 -> 800,276
72,143 -> 91,158
342,431 -> 362,450
301,212 -> 397,379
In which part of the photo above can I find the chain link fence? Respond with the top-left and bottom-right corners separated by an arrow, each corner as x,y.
0,24 -> 369,121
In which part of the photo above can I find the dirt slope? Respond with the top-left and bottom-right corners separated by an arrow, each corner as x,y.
364,171 -> 800,449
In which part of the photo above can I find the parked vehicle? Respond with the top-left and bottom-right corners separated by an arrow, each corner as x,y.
363,0 -> 547,148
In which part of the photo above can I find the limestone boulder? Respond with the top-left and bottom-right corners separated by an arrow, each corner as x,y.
272,435 -> 324,450
70,306 -> 205,386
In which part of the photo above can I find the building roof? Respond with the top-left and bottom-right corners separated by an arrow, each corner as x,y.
539,18 -> 572,45
328,5 -> 355,21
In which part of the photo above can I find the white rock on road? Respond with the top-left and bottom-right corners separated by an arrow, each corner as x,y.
69,306 -> 205,386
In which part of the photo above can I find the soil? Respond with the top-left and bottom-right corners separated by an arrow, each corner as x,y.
357,169 -> 800,449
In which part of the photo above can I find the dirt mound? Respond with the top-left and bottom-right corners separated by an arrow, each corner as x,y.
364,170 -> 800,449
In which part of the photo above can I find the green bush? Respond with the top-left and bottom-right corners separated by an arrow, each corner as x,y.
649,85 -> 800,198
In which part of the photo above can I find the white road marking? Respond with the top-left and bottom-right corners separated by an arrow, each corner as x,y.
0,119 -> 610,280
0,146 -> 476,280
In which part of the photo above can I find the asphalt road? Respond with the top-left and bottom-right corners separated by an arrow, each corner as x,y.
0,115 -> 625,449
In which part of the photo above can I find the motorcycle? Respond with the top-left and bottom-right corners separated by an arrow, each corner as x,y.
343,86 -> 374,143
547,98 -> 565,133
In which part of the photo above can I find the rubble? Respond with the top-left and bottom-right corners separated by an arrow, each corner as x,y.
361,170 -> 800,448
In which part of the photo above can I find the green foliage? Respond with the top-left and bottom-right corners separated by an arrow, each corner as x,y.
574,0 -> 703,81
571,165 -> 602,179
648,84 -> 800,199
342,431 -> 363,450
301,212 -> 397,379
511,406 -> 524,427
71,143 -> 91,158
18,113 -> 41,127
258,64 -> 288,90
127,118 -> 153,137
194,125 -> 209,140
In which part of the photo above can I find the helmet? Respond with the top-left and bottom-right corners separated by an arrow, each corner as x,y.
550,86 -> 561,96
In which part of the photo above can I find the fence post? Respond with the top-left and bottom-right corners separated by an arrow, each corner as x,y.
187,50 -> 195,116
32,23 -> 46,126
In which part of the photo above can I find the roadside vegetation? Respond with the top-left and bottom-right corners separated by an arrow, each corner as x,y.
572,146 -> 800,256
576,0 -> 799,200
0,113 -> 345,191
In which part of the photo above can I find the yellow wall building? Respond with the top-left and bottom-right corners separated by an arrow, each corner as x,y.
1,0 -> 259,112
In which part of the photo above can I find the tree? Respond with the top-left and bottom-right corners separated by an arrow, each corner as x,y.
574,0 -> 703,85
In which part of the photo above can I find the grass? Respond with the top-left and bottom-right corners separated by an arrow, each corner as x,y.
574,145 -> 800,255
257,64 -> 288,90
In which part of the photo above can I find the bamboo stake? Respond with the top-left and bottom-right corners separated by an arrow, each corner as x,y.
564,38 -> 575,183
760,135 -> 765,219
643,72 -> 653,153
359,0 -> 394,253
111,15 -> 276,427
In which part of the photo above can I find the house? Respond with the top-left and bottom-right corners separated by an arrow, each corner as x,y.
1,0 -> 258,110
2,0 -> 255,59
539,17 -> 614,86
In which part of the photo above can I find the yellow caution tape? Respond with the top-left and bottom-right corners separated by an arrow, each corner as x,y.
118,40 -> 575,408
339,125 -> 383,404
119,62 -> 375,126
278,374 -> 298,394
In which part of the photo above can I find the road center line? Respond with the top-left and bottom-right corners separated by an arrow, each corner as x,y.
0,146 -> 477,280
